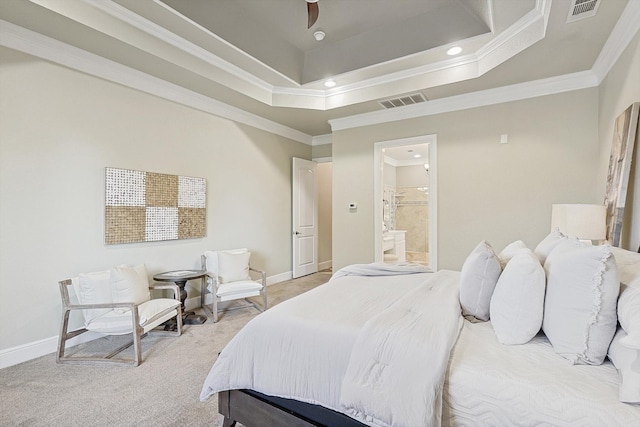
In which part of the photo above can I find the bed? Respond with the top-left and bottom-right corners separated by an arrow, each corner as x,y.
200,238 -> 640,427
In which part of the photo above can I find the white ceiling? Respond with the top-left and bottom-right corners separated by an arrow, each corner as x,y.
0,0 -> 635,138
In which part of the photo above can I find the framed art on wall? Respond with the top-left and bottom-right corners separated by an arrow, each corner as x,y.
604,102 -> 639,247
105,167 -> 206,244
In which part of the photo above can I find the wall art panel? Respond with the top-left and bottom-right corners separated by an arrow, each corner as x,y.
105,167 -> 206,244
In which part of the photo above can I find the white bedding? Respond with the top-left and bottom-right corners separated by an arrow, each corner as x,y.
444,320 -> 640,426
201,268 -> 640,426
200,270 -> 435,416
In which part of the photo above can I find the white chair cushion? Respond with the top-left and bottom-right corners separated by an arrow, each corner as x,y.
87,298 -> 180,335
217,251 -> 252,284
533,227 -> 567,264
608,327 -> 640,403
217,280 -> 263,298
459,240 -> 502,321
542,240 -> 619,365
77,270 -> 112,322
110,265 -> 151,306
490,249 -> 545,345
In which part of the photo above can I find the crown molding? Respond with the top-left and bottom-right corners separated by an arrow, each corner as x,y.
311,134 -> 333,146
48,0 -> 551,111
591,0 -> 640,83
329,0 -> 637,133
329,71 -> 599,131
0,20 -> 312,145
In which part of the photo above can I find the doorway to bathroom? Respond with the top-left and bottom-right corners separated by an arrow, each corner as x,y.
374,135 -> 437,270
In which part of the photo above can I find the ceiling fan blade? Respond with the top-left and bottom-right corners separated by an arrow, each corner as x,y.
307,1 -> 319,29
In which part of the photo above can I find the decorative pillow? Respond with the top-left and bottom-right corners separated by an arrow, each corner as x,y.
110,265 -> 151,306
533,228 -> 567,264
490,249 -> 545,345
459,240 -> 502,321
610,246 -> 640,285
618,277 -> 640,349
542,241 -> 619,365
497,240 -> 528,269
609,247 -> 640,348
608,327 -> 640,403
77,270 -> 112,322
217,251 -> 252,284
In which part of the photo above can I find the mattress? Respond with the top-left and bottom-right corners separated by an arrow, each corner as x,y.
443,320 -> 640,426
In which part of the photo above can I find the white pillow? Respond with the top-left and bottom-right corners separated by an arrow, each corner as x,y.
608,327 -> 640,403
459,240 -> 502,321
533,228 -> 567,264
77,270 -> 112,322
610,246 -> 640,286
490,249 -> 545,345
497,240 -> 528,269
217,251 -> 251,284
609,248 -> 640,348
618,277 -> 640,349
110,265 -> 151,306
542,241 -> 619,365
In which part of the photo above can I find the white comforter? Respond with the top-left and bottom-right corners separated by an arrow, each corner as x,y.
200,269 -> 460,426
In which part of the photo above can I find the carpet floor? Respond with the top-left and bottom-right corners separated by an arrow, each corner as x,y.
0,270 -> 332,427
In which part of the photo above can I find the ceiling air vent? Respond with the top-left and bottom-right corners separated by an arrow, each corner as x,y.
378,93 -> 427,109
566,0 -> 600,23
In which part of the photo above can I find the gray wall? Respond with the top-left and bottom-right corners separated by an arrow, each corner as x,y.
597,29 -> 640,251
332,88 -> 601,271
0,47 -> 310,356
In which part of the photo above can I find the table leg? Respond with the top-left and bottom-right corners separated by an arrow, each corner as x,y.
175,279 -> 207,325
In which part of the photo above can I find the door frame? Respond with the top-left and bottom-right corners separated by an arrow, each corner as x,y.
373,135 -> 438,270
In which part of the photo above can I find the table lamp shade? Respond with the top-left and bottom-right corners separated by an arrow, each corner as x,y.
551,204 -> 607,240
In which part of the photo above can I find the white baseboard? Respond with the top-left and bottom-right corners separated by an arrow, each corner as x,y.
0,330 -> 102,369
318,260 -> 332,271
1,270 -> 303,369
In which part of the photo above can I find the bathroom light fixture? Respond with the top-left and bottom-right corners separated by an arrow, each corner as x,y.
313,30 -> 325,41
324,79 -> 336,88
447,46 -> 462,56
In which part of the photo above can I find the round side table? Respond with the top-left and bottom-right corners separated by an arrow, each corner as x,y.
153,270 -> 207,325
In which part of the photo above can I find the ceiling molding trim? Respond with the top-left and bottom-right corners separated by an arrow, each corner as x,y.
151,0 -> 301,88
84,0 -> 276,95
0,20 -> 312,145
329,71 -> 599,131
311,134 -> 332,146
591,0 -> 640,83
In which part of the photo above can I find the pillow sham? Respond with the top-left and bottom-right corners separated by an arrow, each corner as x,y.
608,327 -> 640,404
542,241 -> 619,365
618,277 -> 640,349
490,249 -> 545,345
497,240 -> 528,269
533,228 -> 566,264
610,246 -> 640,286
459,240 -> 502,321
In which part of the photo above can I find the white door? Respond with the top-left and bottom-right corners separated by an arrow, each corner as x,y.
292,158 -> 318,278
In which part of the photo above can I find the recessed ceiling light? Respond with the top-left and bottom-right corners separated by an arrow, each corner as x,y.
447,46 -> 462,56
313,30 -> 325,41
413,154 -> 421,158
324,79 -> 336,88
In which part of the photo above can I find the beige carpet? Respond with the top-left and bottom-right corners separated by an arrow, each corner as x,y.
0,270 -> 332,427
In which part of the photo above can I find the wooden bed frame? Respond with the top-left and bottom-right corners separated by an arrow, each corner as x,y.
218,389 -> 366,427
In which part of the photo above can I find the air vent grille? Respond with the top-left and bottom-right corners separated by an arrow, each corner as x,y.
567,0 -> 600,23
378,93 -> 427,109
